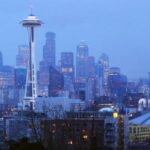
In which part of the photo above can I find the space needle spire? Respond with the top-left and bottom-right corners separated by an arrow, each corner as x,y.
21,13 -> 42,110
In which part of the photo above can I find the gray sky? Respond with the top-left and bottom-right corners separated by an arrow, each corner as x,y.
0,0 -> 150,79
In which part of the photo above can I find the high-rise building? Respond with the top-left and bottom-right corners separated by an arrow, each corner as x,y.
0,66 -> 15,105
74,80 -> 86,100
16,45 -> 29,68
85,78 -> 96,101
38,32 -> 56,96
99,53 -> 109,96
61,52 -> 74,77
14,67 -> 26,106
48,66 -> 64,97
95,61 -> 103,78
87,56 -> 95,77
61,52 -> 74,91
76,42 -> 95,79
14,67 -> 27,88
75,42 -> 96,100
108,71 -> 127,98
76,42 -> 89,79
42,32 -> 56,69
95,61 -> 104,97
0,66 -> 14,88
44,32 -> 55,67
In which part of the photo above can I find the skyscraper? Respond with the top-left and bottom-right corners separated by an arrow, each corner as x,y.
14,67 -> 27,107
75,42 -> 96,100
14,68 -> 27,88
86,56 -> 95,77
42,32 -> 56,69
76,42 -> 95,79
95,61 -> 104,97
99,53 -> 109,96
61,52 -> 74,91
38,32 -> 56,96
76,42 -> 89,79
108,70 -> 127,98
0,66 -> 14,88
48,66 -> 64,97
61,52 -> 74,76
16,45 -> 29,68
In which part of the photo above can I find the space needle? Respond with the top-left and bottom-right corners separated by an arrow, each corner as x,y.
21,13 -> 42,110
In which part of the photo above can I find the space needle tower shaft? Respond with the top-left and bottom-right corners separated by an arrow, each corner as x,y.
21,14 -> 42,110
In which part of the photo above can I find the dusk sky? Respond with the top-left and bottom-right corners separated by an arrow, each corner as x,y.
0,0 -> 150,79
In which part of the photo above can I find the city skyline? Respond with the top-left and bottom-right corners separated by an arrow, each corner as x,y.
0,2 -> 150,148
0,0 -> 150,79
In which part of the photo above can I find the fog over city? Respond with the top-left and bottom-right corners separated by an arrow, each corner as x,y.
0,0 -> 150,79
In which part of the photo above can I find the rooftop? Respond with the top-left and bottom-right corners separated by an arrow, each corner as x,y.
129,112 -> 150,125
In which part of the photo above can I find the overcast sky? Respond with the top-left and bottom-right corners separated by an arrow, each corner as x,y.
0,0 -> 150,79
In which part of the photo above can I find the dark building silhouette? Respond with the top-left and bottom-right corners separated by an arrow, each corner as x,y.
123,92 -> 144,108
41,111 -> 124,150
108,72 -> 127,98
41,113 -> 105,150
74,81 -> 86,100
14,68 -> 27,88
48,66 -> 64,97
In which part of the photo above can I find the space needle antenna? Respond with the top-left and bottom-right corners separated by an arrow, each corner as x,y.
29,4 -> 33,15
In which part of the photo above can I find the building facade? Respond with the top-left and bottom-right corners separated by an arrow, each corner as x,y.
16,45 -> 29,68
48,66 -> 64,97
99,53 -> 109,96
76,42 -> 89,79
38,32 -> 56,96
61,52 -> 74,92
41,111 -> 120,150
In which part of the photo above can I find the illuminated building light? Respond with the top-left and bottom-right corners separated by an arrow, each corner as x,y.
68,140 -> 73,145
83,135 -> 88,139
113,111 -> 118,118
